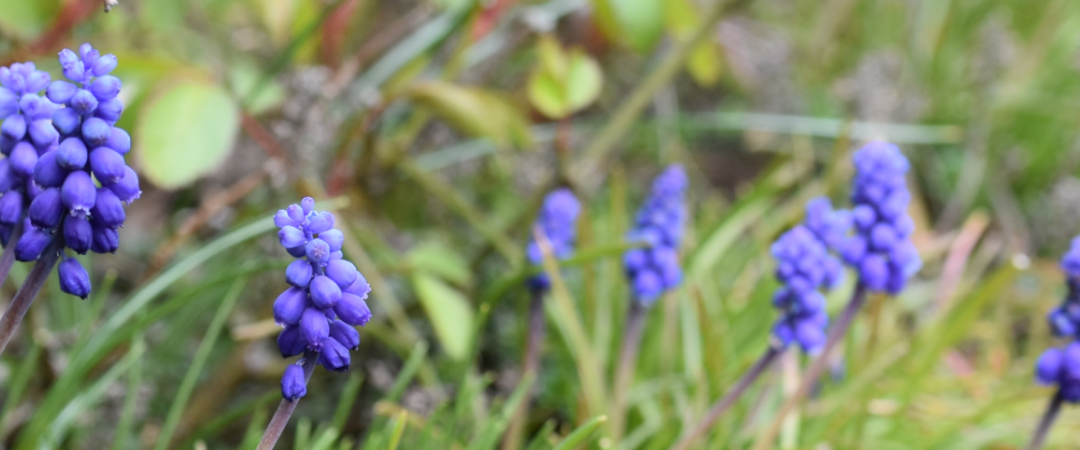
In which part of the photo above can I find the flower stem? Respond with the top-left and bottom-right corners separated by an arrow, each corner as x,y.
747,284 -> 868,450
503,288 -> 546,450
0,239 -> 60,357
1026,390 -> 1064,450
257,354 -> 319,450
669,345 -> 783,450
611,300 -> 647,443
0,222 -> 23,290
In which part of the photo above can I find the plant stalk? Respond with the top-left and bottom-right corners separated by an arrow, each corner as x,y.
503,288 -> 547,450
669,345 -> 783,450
0,239 -> 60,357
747,284 -> 868,450
1026,390 -> 1064,450
611,300 -> 648,443
257,354 -> 319,450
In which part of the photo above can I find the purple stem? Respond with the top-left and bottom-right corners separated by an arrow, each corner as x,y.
669,345 -> 783,450
257,354 -> 319,450
612,300 -> 647,442
503,288 -> 546,450
1026,390 -> 1064,450
0,238 -> 60,357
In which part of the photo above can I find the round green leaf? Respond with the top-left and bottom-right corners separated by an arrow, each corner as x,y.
136,81 -> 240,189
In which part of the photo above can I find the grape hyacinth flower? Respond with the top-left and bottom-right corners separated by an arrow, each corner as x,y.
611,164 -> 688,441
525,188 -> 581,291
1027,237 -> 1080,450
0,45 -> 139,358
260,198 -> 371,450
506,188 -> 581,449
839,141 -> 921,294
770,224 -> 844,354
622,164 -> 687,305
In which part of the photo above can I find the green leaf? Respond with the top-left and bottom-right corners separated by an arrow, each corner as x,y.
551,415 -> 607,450
137,81 -> 240,189
527,71 -> 568,119
408,242 -> 472,286
609,0 -> 665,52
411,273 -> 475,360
407,81 -> 532,147
564,50 -> 603,112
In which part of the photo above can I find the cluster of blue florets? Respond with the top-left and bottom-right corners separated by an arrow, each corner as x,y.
623,164 -> 687,306
525,188 -> 580,291
1035,237 -> 1080,402
770,221 -> 843,354
837,142 -> 921,294
0,44 -> 138,300
273,198 -> 372,401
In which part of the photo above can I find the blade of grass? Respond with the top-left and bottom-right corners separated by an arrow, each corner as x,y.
330,373 -> 365,432
387,412 -> 409,450
110,336 -> 143,450
154,278 -> 246,450
552,415 -> 608,450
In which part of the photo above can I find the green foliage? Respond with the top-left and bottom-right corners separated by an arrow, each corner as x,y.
137,80 -> 240,188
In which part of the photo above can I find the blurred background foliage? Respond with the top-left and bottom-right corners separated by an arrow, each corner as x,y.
0,0 -> 1079,448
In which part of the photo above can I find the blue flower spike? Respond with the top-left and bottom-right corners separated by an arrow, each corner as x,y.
272,198 -> 372,401
770,223 -> 844,354
0,44 -> 138,301
839,141 -> 921,294
623,164 -> 687,306
525,188 -> 581,291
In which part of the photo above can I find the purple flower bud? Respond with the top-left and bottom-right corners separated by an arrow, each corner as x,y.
278,226 -> 305,249
869,223 -> 898,252
1037,348 -> 1063,385
19,95 -> 55,122
90,225 -> 118,253
79,44 -> 99,68
325,259 -> 358,288
28,119 -> 57,149
69,90 -> 98,115
47,81 -> 77,104
300,307 -> 329,350
273,287 -> 307,326
89,76 -> 121,101
64,215 -> 92,254
305,238 -> 330,265
319,229 -> 344,252
859,254 -> 888,291
89,148 -> 125,184
92,53 -> 117,77
56,137 -> 88,170
51,108 -> 80,137
0,160 -> 13,192
24,178 -> 42,199
274,210 -> 298,228
0,88 -> 16,118
795,319 -> 826,353
306,211 -> 334,234
286,204 -> 304,223
9,141 -> 37,177
343,274 -> 371,298
329,320 -> 360,350
106,127 -> 130,154
318,337 -> 350,372
277,326 -> 306,358
632,269 -> 663,303
28,187 -> 62,228
309,275 -> 342,309
90,187 -> 124,227
334,292 -> 371,326
0,191 -> 21,225
1,113 -> 26,141
301,197 -> 315,215
281,364 -> 307,401
329,251 -> 343,261
0,224 -> 11,246
58,257 -> 91,299
15,225 -> 51,261
61,170 -> 96,215
81,117 -> 110,148
105,166 -> 140,203
285,259 -> 313,287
